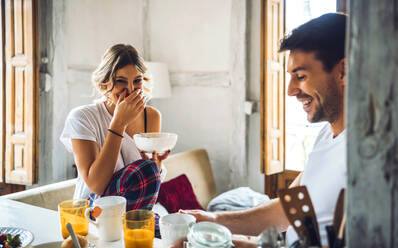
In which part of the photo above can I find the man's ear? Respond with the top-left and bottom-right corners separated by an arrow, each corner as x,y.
336,58 -> 346,86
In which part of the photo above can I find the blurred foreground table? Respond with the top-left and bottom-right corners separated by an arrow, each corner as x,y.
0,198 -> 161,247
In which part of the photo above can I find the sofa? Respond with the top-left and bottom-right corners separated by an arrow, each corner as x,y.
1,149 -> 217,211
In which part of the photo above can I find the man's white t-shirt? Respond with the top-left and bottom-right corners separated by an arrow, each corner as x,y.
286,123 -> 346,246
60,102 -> 165,200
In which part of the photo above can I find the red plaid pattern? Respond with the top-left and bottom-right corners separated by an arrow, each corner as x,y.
92,159 -> 162,237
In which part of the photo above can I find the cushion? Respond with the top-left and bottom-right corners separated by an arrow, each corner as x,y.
157,174 -> 204,213
163,149 -> 216,209
206,187 -> 270,211
1,179 -> 76,211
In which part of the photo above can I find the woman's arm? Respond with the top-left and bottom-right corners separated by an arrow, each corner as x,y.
71,120 -> 125,195
72,89 -> 146,195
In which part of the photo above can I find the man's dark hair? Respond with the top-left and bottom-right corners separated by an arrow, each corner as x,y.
279,13 -> 347,72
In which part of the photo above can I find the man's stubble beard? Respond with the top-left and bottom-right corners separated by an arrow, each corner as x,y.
308,79 -> 341,124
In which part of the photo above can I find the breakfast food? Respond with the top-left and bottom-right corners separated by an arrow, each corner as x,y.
61,234 -> 88,248
0,234 -> 22,248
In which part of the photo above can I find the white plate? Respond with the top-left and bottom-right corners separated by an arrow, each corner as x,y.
0,227 -> 34,247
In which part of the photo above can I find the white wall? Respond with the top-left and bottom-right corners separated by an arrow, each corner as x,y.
49,0 -> 145,183
66,0 -> 144,67
41,0 -> 264,195
148,0 -> 237,193
148,0 -> 230,71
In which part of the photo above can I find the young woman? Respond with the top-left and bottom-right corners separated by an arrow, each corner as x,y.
60,44 -> 170,221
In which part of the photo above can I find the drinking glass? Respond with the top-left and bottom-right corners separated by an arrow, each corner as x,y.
123,209 -> 155,248
58,199 -> 90,239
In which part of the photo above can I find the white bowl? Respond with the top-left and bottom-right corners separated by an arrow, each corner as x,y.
133,132 -> 178,152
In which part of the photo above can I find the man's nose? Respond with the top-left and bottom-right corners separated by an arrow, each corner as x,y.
287,79 -> 300,96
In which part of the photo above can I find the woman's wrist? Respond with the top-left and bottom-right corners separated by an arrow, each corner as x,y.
109,120 -> 126,135
107,129 -> 124,138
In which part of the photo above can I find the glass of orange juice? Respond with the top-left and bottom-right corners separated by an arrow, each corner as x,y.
123,210 -> 155,248
58,199 -> 90,239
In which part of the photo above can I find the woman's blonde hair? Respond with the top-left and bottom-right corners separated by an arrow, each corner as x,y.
92,44 -> 147,96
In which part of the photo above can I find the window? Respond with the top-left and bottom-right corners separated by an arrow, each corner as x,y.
0,0 -> 39,193
260,0 -> 285,177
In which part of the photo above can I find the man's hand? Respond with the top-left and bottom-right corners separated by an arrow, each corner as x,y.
179,209 -> 217,223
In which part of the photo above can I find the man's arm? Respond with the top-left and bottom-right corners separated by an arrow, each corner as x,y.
181,172 -> 303,236
215,198 -> 290,235
181,198 -> 289,236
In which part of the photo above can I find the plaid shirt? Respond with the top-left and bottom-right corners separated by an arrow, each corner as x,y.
91,159 -> 162,238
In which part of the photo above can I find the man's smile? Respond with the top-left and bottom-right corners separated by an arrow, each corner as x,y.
297,94 -> 314,113
302,98 -> 313,112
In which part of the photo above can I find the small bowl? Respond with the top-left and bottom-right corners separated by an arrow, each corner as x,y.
133,132 -> 178,152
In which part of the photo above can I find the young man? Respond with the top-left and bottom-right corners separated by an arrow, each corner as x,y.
176,13 -> 347,247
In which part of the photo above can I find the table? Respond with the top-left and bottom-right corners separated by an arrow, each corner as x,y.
0,198 -> 162,247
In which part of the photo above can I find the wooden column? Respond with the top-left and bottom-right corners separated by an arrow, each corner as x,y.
347,0 -> 398,247
337,0 -> 347,13
228,0 -> 248,188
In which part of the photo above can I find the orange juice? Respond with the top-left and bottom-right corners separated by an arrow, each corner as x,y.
60,215 -> 89,239
58,200 -> 89,239
123,210 -> 155,248
124,229 -> 154,248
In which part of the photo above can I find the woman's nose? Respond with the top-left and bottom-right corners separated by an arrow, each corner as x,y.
133,85 -> 143,91
130,84 -> 137,93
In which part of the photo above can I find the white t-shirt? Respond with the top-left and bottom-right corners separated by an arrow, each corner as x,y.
286,123 -> 346,246
60,102 -> 166,200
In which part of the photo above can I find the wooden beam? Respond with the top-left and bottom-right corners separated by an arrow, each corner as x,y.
347,0 -> 398,247
1,0 -> 5,184
66,66 -> 231,88
170,71 -> 230,87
